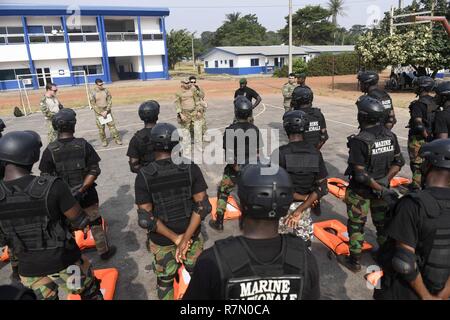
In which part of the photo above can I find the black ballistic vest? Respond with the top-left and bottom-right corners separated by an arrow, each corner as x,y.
283,143 -> 320,194
301,108 -> 322,147
48,138 -> 87,188
369,89 -> 393,111
347,128 -> 396,181
0,176 -> 70,253
419,95 -> 438,134
214,235 -> 306,300
408,191 -> 450,293
134,128 -> 155,166
141,161 -> 192,223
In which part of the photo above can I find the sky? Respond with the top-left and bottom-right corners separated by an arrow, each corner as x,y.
11,0 -> 414,33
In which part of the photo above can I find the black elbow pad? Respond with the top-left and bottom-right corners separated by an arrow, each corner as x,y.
137,209 -> 157,232
320,130 -> 329,143
193,196 -> 212,220
393,154 -> 405,167
354,171 -> 371,186
88,165 -> 101,177
69,210 -> 90,230
392,246 -> 419,282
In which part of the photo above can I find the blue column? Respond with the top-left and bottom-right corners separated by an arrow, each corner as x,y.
161,17 -> 169,80
137,16 -> 146,81
61,16 -> 75,86
101,16 -> 111,83
97,16 -> 111,83
21,16 -> 38,89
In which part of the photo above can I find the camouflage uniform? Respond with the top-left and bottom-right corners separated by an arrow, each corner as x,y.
20,257 -> 103,300
345,188 -> 388,258
149,238 -> 203,300
216,164 -> 239,222
40,95 -> 62,143
90,87 -> 121,145
407,135 -> 426,190
83,203 -> 110,255
175,86 -> 207,145
282,82 -> 297,112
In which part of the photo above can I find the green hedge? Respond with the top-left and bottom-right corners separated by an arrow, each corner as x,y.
273,58 -> 308,78
307,52 -> 360,76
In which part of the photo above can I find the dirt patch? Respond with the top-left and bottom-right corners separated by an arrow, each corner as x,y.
0,72 -> 417,116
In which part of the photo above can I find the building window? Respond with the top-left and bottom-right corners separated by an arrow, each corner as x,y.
123,34 -> 138,41
85,34 -> 100,41
28,26 -> 44,34
73,64 -> 103,75
205,61 -> 209,68
6,27 -> 23,35
0,27 -> 6,35
224,60 -> 228,65
7,36 -> 25,44
47,35 -> 65,43
250,58 -> 260,67
229,60 -> 234,68
82,25 -> 97,33
29,35 -> 47,43
215,61 -> 219,68
0,68 -> 31,81
69,35 -> 84,42
153,34 -> 163,40
44,25 -> 63,34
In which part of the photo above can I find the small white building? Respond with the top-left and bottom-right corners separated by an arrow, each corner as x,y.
0,4 -> 170,91
200,45 -> 355,75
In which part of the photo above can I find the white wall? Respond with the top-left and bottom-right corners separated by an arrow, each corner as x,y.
142,41 -> 165,56
143,55 -> 163,72
204,51 -> 237,68
0,17 -> 22,27
140,17 -> 161,34
0,44 -> 29,62
80,17 -> 97,26
29,43 -> 68,60
70,42 -> 103,59
0,61 -> 30,70
34,59 -> 69,77
72,57 -> 102,66
26,17 -> 61,26
107,41 -> 140,57
236,55 -> 266,68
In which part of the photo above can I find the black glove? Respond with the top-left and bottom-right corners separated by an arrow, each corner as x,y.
379,187 -> 399,208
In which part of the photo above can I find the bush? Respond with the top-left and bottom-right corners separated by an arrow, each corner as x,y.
273,58 -> 308,78
307,52 -> 360,76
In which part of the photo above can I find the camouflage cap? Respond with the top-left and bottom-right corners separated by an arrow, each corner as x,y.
239,78 -> 247,85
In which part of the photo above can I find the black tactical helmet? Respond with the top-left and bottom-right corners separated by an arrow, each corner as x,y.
283,110 -> 307,135
291,86 -> 314,108
52,108 -> 76,131
414,76 -> 435,93
0,118 -> 5,137
358,71 -> 379,88
0,131 -> 42,166
234,96 -> 252,120
356,95 -> 385,125
435,81 -> 450,102
150,123 -> 179,151
420,139 -> 450,169
238,164 -> 293,220
138,100 -> 160,122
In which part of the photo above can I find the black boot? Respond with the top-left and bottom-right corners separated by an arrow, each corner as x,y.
10,266 -> 20,284
337,254 -> 362,272
209,216 -> 224,231
100,245 -> 117,260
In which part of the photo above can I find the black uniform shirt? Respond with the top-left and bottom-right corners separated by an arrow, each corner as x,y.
39,137 -> 101,208
134,159 -> 208,246
223,122 -> 263,164
2,175 -> 81,277
434,109 -> 450,136
183,235 -> 320,300
127,128 -> 154,161
276,141 -> 328,194
234,87 -> 260,105
347,125 -> 401,194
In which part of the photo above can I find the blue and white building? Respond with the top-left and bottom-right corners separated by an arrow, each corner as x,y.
0,4 -> 170,90
201,45 -> 355,75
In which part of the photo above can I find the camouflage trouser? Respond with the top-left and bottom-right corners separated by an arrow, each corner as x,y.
408,135 -> 426,190
233,116 -> 254,124
283,103 -> 292,113
345,188 -> 388,258
215,165 -> 238,221
95,113 -> 120,143
20,256 -> 103,300
46,120 -> 57,143
179,110 -> 206,145
149,238 -> 203,300
84,203 -> 110,255
279,202 -> 313,245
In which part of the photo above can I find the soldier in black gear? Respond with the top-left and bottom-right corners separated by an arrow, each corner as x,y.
433,82 -> 450,139
0,118 -> 5,179
0,118 -> 5,139
358,71 -> 397,130
184,163 -> 320,300
273,110 -> 328,246
0,131 -> 103,300
407,76 -> 437,190
127,100 -> 160,173
375,139 -> 450,300
134,122 -> 210,300
290,86 -> 328,150
39,109 -> 116,260
341,96 -> 405,272
209,96 -> 263,231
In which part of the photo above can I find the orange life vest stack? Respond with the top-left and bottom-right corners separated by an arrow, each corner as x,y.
67,268 -> 119,300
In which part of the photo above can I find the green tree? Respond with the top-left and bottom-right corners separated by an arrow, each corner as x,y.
264,31 -> 283,45
280,5 -> 338,45
355,0 -> 450,77
167,29 -> 192,70
327,0 -> 346,26
213,12 -> 267,46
